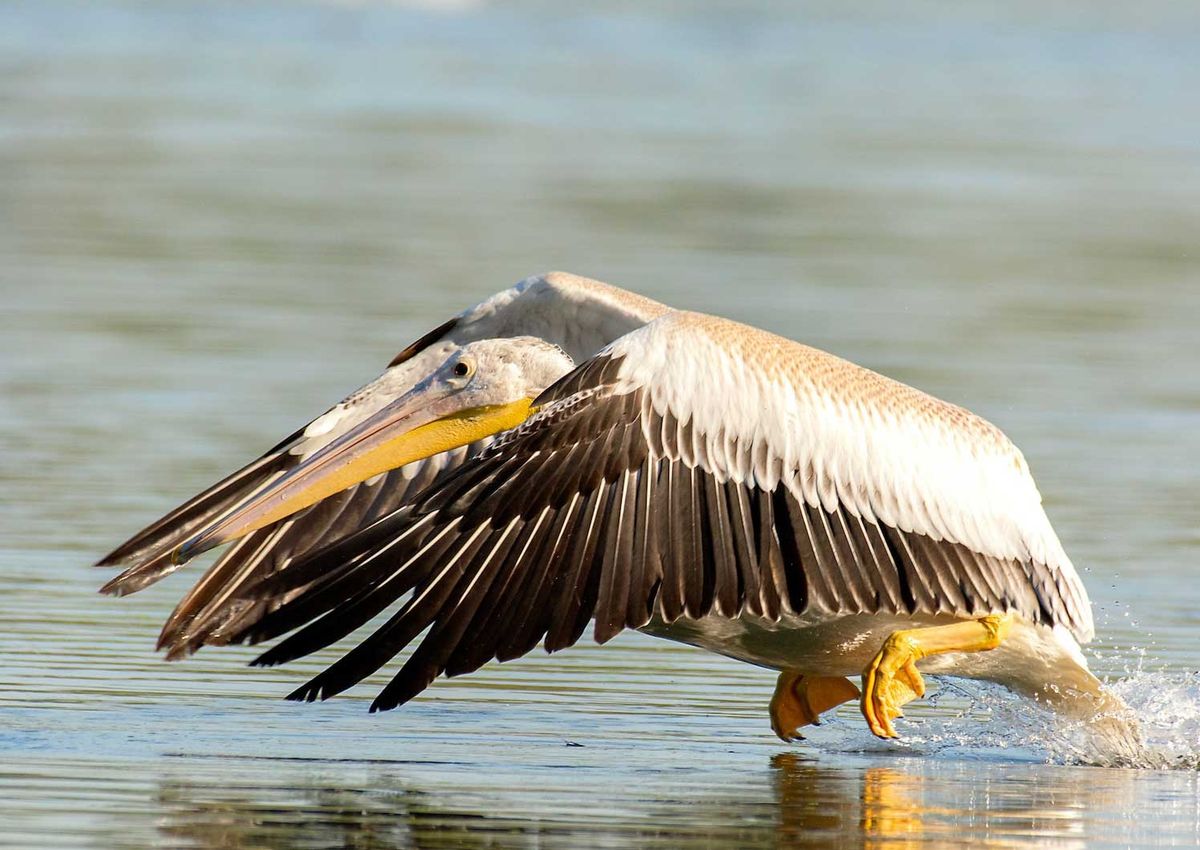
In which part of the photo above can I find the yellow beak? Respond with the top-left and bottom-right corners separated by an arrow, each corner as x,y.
172,396 -> 535,563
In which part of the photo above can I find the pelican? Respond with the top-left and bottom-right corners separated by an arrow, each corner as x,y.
100,272 -> 1139,751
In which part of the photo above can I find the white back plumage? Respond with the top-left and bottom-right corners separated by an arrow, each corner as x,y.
610,312 -> 1092,639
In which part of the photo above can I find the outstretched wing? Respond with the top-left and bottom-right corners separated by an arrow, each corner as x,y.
225,311 -> 1092,712
98,272 -> 670,658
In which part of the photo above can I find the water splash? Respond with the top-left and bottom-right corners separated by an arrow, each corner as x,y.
1108,671 -> 1200,768
810,672 -> 1200,770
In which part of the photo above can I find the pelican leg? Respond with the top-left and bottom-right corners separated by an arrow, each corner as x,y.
861,614 -> 1013,739
770,670 -> 861,742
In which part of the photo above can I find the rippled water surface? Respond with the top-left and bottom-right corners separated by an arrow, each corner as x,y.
3,1 -> 1200,847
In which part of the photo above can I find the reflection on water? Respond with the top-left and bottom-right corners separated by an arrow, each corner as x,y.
3,0 -> 1200,846
71,752 -> 1192,849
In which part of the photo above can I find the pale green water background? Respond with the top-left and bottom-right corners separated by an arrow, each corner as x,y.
3,1 -> 1200,847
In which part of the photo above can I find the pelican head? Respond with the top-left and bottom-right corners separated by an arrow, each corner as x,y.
173,337 -> 574,562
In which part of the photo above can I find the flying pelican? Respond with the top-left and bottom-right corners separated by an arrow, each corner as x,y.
100,272 -> 1137,749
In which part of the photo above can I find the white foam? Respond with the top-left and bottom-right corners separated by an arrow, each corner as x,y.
805,672 -> 1200,770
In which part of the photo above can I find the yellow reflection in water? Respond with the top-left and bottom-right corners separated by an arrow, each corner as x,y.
122,752 -> 1144,850
860,767 -> 927,849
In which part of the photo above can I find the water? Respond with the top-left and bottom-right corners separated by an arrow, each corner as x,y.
3,0 -> 1200,846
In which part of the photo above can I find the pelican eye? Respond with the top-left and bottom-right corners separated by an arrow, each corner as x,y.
453,361 -> 472,378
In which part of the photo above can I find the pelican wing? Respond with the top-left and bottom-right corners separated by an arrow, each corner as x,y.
151,443 -> 490,657
228,312 -> 1092,712
97,321 -> 467,591
98,272 -> 669,657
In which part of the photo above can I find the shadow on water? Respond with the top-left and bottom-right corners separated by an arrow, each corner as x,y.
118,751 -> 1197,849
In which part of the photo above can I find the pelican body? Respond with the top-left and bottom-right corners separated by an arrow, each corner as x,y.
99,272 -> 1139,755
